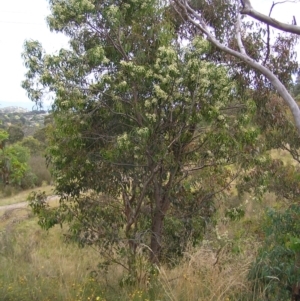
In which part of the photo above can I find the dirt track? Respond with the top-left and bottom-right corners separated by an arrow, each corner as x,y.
0,195 -> 58,211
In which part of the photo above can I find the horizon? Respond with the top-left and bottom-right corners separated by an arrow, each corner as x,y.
0,100 -> 51,111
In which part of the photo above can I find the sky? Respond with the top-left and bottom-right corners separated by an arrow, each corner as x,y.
0,0 -> 300,111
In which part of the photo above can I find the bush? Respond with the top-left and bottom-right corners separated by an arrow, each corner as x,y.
20,170 -> 37,190
248,205 -> 300,301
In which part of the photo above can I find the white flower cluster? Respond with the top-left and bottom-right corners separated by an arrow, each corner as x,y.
217,115 -> 225,121
60,100 -> 70,108
158,46 -> 176,59
144,97 -> 158,109
153,84 -> 168,101
106,5 -> 120,23
118,81 -> 127,89
145,113 -> 157,122
144,99 -> 151,108
120,61 -> 146,76
192,37 -> 210,54
117,132 -> 130,148
136,127 -> 149,137
68,0 -> 95,12
88,46 -> 104,59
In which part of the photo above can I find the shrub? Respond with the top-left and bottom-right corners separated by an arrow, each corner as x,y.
20,170 -> 37,189
248,205 -> 300,301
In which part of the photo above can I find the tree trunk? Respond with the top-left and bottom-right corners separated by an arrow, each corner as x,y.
150,190 -> 171,264
150,207 -> 165,264
292,251 -> 300,301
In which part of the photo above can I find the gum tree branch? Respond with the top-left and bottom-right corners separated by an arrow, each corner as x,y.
172,0 -> 300,134
240,0 -> 300,34
236,5 -> 247,55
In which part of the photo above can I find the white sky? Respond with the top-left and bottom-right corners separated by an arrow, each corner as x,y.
0,0 -> 300,110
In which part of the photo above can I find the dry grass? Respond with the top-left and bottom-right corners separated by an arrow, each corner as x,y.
0,191 -> 273,301
156,240 -> 258,301
269,148 -> 296,166
0,210 -> 261,301
0,213 -> 104,301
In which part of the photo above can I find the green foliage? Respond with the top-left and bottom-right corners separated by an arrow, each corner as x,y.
0,128 -> 9,143
28,155 -> 52,186
19,170 -> 38,189
225,206 -> 245,222
249,205 -> 300,300
7,125 -> 25,144
33,127 -> 47,145
28,191 -> 61,230
0,129 -> 30,186
20,136 -> 42,155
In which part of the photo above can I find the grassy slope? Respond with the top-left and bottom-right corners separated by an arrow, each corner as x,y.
0,192 -> 268,301
0,217 -> 257,301
0,161 -> 288,301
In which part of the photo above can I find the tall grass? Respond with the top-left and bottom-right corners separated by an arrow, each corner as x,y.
0,183 -> 279,301
0,216 -> 104,301
0,206 -> 266,301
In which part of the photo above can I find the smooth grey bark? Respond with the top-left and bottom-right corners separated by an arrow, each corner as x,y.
240,0 -> 300,35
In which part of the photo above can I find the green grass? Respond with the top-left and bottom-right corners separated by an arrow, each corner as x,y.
0,185 -> 54,206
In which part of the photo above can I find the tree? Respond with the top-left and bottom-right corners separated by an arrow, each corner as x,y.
0,129 -> 30,186
33,127 -> 47,145
172,0 -> 300,133
7,125 -> 25,144
23,0 -> 262,276
20,136 -> 42,155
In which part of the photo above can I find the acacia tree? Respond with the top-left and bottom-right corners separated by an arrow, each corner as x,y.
23,0 -> 262,276
172,0 -> 300,133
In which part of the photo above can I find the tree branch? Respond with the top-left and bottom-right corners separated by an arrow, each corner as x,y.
240,0 -> 300,34
172,0 -> 300,135
235,6 -> 247,55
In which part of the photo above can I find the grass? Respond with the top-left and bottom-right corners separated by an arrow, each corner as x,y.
0,215 -> 105,301
0,185 -> 54,207
0,195 -> 270,301
0,173 -> 288,301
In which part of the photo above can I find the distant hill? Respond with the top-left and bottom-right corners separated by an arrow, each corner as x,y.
0,107 -> 48,136
0,106 -> 29,114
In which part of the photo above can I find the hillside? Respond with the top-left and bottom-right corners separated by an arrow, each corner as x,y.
0,106 -> 48,136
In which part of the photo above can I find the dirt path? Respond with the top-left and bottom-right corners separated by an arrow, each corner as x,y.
0,195 -> 58,211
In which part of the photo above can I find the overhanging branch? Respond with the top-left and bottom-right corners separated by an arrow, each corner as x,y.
240,0 -> 300,34
172,0 -> 300,135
